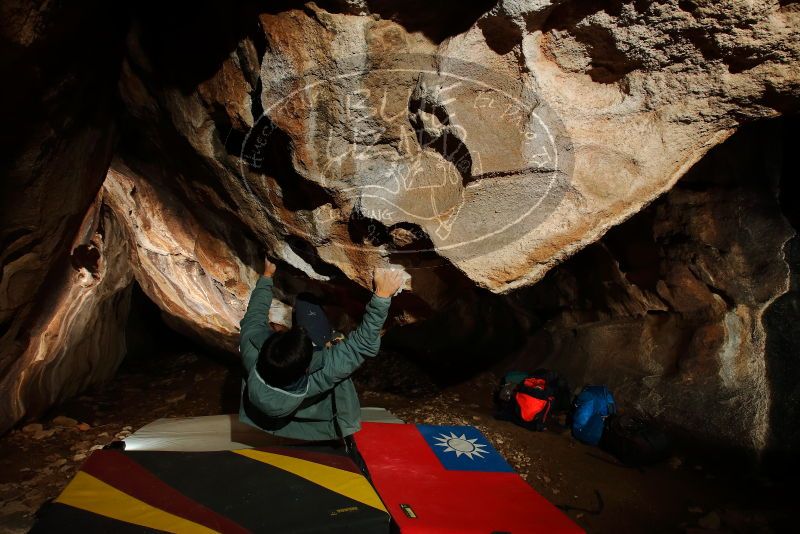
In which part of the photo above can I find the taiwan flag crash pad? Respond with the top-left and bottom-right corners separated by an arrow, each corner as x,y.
354,422 -> 583,533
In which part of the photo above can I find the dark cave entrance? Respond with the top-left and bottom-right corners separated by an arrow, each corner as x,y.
763,114 -> 800,468
124,283 -> 190,360
122,282 -> 242,414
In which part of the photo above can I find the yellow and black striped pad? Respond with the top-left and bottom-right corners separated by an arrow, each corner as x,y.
32,446 -> 389,533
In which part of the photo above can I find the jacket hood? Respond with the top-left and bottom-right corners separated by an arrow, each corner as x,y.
245,349 -> 325,418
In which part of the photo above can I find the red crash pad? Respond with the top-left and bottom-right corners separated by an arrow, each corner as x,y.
354,422 -> 583,534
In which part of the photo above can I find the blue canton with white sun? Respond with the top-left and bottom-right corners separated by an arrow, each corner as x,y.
433,431 -> 489,459
416,425 -> 515,472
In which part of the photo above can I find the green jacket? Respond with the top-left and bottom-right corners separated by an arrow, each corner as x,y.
238,276 -> 391,440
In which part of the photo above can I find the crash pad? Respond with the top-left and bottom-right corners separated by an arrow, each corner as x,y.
122,408 -> 403,452
353,422 -> 584,533
32,445 -> 390,533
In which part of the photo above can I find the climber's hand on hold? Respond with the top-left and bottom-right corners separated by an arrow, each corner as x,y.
263,258 -> 277,278
373,268 -> 405,298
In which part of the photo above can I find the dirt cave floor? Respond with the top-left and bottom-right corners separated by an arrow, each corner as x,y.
0,346 -> 793,534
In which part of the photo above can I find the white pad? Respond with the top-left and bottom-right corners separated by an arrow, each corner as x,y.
123,408 -> 403,452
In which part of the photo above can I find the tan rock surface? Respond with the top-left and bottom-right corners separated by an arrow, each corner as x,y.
0,0 -> 125,431
103,164 -> 291,352
117,1 -> 799,294
0,191 -> 134,432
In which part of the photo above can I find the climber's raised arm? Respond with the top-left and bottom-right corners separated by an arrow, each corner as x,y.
307,268 -> 404,395
240,258 -> 277,372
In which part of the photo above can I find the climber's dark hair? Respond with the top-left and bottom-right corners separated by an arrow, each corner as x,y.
256,327 -> 313,389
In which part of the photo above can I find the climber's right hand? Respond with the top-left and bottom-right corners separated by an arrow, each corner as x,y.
263,258 -> 277,278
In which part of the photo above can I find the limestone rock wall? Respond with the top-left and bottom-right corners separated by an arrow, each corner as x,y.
0,191 -> 134,431
0,1 -> 128,431
506,118 -> 797,450
103,163 -> 292,353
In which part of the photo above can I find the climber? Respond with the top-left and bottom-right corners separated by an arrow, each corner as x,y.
238,257 -> 405,443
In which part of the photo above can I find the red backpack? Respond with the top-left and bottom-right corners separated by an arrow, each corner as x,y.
495,370 -> 567,431
514,377 -> 555,430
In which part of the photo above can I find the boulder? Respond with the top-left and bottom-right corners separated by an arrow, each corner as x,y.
117,0 -> 800,293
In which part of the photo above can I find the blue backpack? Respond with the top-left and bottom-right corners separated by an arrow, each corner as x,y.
572,386 -> 616,445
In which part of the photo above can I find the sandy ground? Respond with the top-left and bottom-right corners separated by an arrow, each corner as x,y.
0,347 -> 792,533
